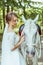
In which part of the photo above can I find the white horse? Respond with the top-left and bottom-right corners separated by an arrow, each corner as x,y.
19,15 -> 41,65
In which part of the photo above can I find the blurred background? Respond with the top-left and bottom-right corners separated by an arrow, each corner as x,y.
0,0 -> 43,65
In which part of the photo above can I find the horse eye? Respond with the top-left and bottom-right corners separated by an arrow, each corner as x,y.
24,33 -> 26,36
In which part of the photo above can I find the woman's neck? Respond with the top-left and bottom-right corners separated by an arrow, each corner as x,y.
8,24 -> 13,32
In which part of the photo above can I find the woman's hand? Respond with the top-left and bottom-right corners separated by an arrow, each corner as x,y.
11,35 -> 25,51
20,35 -> 25,43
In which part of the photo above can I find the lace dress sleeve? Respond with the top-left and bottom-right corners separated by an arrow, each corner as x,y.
14,34 -> 20,44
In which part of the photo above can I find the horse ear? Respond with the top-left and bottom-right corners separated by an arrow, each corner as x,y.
22,15 -> 26,23
33,15 -> 39,23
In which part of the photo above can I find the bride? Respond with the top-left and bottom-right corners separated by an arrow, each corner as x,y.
1,12 -> 26,65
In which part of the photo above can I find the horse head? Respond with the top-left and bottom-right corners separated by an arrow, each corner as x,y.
20,15 -> 41,59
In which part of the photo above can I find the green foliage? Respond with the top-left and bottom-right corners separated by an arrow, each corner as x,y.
0,0 -> 43,34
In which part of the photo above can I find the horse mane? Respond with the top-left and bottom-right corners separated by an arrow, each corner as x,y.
19,24 -> 24,36
19,24 -> 41,36
36,24 -> 41,35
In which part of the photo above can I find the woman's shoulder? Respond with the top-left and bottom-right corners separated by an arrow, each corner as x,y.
8,31 -> 15,37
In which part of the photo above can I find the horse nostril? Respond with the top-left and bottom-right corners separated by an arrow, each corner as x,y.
26,50 -> 29,54
31,51 -> 35,56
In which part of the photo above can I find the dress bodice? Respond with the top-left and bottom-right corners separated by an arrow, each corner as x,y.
2,25 -> 19,52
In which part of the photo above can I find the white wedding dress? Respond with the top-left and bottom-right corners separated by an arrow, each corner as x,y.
1,23 -> 26,65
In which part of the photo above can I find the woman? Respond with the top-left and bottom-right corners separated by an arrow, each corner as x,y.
1,12 -> 25,65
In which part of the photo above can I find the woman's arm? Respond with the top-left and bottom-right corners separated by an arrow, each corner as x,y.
11,35 -> 25,51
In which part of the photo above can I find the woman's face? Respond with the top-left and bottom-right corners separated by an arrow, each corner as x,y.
10,15 -> 18,28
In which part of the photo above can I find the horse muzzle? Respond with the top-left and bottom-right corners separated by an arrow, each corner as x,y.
26,50 -> 35,58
